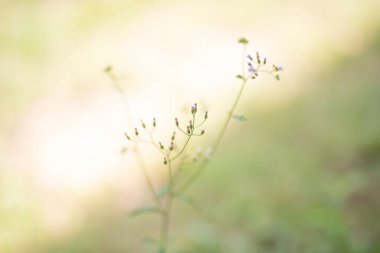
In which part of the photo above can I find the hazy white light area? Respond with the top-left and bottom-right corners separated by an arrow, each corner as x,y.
3,0 -> 379,195
1,0 -> 379,241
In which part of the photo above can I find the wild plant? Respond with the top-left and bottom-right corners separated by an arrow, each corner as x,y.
105,38 -> 282,253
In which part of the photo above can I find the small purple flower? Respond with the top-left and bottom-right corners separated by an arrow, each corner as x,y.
248,65 -> 255,73
248,65 -> 257,75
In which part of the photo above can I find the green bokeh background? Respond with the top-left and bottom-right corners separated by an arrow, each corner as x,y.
1,0 -> 380,252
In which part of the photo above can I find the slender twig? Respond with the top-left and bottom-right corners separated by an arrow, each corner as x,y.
105,69 -> 160,205
159,159 -> 175,253
106,39 -> 282,253
169,135 -> 191,161
176,44 -> 249,194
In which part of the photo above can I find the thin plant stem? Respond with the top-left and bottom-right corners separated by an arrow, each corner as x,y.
157,45 -> 250,253
169,135 -> 191,161
170,114 -> 196,161
176,45 -> 249,194
158,159 -> 174,253
106,71 -> 160,205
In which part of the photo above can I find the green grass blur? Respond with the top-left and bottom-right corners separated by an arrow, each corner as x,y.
1,0 -> 380,253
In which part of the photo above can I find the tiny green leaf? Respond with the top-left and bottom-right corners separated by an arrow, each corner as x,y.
238,37 -> 249,44
236,74 -> 244,80
232,115 -> 247,122
130,206 -> 161,217
142,237 -> 159,245
156,185 -> 171,198
175,194 -> 200,213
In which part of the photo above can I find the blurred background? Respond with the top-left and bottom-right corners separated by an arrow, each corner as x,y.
1,0 -> 380,252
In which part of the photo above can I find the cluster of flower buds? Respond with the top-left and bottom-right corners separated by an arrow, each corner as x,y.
236,38 -> 283,81
245,51 -> 283,80
175,103 -> 207,137
191,103 -> 198,115
123,103 -> 208,166
124,117 -> 158,143
169,132 -> 175,151
245,52 -> 283,80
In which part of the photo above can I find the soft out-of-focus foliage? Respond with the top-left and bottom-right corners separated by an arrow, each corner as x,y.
1,0 -> 380,252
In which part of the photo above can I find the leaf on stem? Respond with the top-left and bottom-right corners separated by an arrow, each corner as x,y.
156,185 -> 171,198
175,194 -> 200,214
130,206 -> 161,217
142,237 -> 160,245
238,37 -> 249,44
232,114 -> 247,122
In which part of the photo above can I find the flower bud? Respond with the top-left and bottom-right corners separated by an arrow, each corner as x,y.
140,119 -> 146,129
153,118 -> 156,128
134,128 -> 139,136
164,157 -> 167,165
175,118 -> 179,127
124,132 -> 131,140
204,111 -> 208,120
159,142 -> 164,149
200,130 -> 205,135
